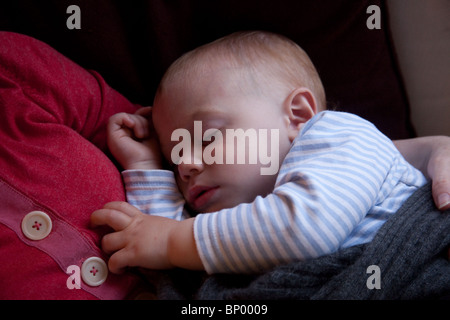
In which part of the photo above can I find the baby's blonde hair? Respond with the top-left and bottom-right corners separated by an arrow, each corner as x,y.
157,31 -> 326,110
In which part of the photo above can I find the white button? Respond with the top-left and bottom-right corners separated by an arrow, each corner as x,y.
21,211 -> 52,240
81,257 -> 108,287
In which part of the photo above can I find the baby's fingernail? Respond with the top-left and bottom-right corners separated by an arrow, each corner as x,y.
438,193 -> 450,210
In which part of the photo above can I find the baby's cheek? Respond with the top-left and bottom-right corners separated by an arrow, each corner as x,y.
228,164 -> 277,199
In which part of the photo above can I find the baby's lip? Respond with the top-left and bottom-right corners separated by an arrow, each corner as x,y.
188,185 -> 215,202
188,185 -> 219,210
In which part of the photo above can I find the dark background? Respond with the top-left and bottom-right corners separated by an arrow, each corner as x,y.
0,0 -> 415,139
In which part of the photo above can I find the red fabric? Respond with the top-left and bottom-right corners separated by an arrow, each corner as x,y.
0,32 -> 141,299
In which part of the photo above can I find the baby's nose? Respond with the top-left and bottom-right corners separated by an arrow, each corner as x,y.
177,161 -> 204,182
176,147 -> 204,181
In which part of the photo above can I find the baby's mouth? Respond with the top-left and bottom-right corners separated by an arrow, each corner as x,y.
188,185 -> 220,211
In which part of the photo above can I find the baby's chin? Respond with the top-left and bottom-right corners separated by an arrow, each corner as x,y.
190,197 -> 258,215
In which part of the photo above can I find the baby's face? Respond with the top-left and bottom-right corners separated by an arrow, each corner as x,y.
153,67 -> 294,213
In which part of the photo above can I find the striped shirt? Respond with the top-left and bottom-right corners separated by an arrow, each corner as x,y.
123,111 -> 427,274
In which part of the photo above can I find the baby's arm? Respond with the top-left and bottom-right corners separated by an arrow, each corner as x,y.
94,152 -> 374,274
394,136 -> 450,210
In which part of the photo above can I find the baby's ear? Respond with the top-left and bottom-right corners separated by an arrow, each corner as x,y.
284,88 -> 317,141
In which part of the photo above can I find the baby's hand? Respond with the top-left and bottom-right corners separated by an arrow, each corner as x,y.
107,107 -> 162,170
91,202 -> 179,273
91,201 -> 203,273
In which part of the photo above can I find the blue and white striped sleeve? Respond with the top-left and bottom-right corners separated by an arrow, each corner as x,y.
193,111 -> 402,274
122,169 -> 188,221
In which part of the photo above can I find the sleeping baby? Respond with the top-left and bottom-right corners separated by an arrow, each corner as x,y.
92,31 -> 442,274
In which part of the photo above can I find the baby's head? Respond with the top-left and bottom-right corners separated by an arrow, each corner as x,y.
153,31 -> 326,213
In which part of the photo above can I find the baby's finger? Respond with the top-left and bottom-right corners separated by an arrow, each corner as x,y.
103,201 -> 142,218
108,248 -> 136,274
134,106 -> 152,117
108,112 -> 135,131
101,231 -> 127,255
132,114 -> 151,139
90,207 -> 133,230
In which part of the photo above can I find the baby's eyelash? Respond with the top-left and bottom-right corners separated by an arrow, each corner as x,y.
202,128 -> 222,144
